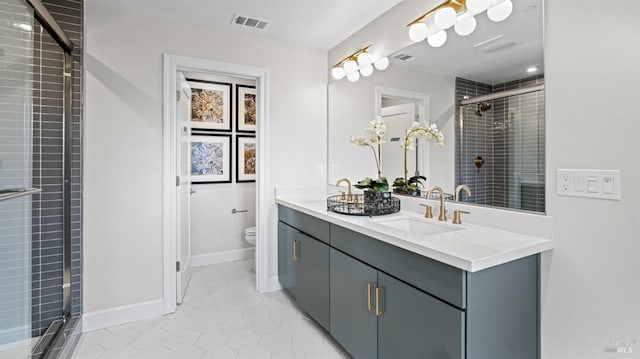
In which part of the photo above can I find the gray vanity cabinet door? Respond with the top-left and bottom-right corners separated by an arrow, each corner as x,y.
330,249 -> 378,359
277,221 -> 296,297
377,272 -> 465,359
295,232 -> 330,331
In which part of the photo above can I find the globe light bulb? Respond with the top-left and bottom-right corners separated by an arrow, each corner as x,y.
331,66 -> 345,80
454,13 -> 477,36
434,7 -> 456,29
343,59 -> 358,74
347,71 -> 360,82
487,0 -> 513,22
466,0 -> 490,14
360,65 -> 374,77
357,52 -> 373,66
427,30 -> 447,47
408,22 -> 428,42
374,57 -> 389,71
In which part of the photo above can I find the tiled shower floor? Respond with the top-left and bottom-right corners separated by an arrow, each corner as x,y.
72,259 -> 350,358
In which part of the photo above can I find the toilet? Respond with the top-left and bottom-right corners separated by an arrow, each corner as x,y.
245,226 -> 256,271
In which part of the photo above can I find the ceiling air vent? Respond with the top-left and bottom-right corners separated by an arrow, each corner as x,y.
392,53 -> 416,62
232,13 -> 271,30
473,35 -> 519,53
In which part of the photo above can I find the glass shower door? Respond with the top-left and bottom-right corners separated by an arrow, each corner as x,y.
0,0 -> 35,356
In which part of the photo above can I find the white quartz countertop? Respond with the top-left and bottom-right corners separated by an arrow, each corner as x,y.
276,194 -> 554,272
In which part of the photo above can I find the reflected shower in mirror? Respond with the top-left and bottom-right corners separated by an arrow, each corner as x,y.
328,0 -> 544,213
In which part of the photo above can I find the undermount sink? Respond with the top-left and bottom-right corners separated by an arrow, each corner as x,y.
373,215 -> 462,236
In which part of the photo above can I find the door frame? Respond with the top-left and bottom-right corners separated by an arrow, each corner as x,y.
162,53 -> 270,314
374,86 -> 431,186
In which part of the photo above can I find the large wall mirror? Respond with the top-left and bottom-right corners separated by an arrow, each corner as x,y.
328,0 -> 545,213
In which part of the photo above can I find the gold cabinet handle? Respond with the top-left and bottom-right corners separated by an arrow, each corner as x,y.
375,287 -> 383,317
367,283 -> 374,311
293,240 -> 298,261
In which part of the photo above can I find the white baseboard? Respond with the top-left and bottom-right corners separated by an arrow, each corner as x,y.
191,248 -> 254,267
82,299 -> 164,332
266,275 -> 283,292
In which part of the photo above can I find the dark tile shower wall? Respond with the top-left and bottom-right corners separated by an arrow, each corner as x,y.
455,78 -> 493,206
455,75 -> 544,212
31,0 -> 83,336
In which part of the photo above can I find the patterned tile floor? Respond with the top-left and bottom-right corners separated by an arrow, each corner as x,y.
72,259 -> 351,358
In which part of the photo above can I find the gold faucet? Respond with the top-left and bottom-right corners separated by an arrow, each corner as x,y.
335,178 -> 352,201
454,184 -> 471,202
452,210 -> 470,224
425,186 -> 447,221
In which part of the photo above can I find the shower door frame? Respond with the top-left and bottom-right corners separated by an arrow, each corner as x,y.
24,0 -> 75,321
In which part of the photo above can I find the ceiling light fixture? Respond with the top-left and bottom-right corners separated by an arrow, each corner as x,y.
407,0 -> 514,47
331,45 -> 390,82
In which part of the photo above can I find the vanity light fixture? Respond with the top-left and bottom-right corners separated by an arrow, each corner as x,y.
331,45 -> 390,82
407,0 -> 514,46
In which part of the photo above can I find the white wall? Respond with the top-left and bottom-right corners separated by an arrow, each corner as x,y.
84,3 -> 327,316
542,1 -> 640,357
328,65 -> 456,192
190,184 -> 256,260
330,0 -> 640,357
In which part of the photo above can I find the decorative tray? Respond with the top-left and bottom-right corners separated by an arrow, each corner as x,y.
327,193 -> 400,216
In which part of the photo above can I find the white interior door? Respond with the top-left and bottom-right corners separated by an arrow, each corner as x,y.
381,103 -> 418,180
176,73 -> 192,304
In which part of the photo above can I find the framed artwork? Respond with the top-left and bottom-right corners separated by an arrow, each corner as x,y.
187,79 -> 232,131
236,135 -> 256,182
236,85 -> 256,132
191,135 -> 231,183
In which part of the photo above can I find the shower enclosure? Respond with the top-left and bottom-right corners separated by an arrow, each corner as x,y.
0,0 -> 82,357
456,76 -> 545,213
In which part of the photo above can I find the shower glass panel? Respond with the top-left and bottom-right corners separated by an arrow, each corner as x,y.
0,0 -> 35,356
504,91 -> 545,212
456,79 -> 545,213
1,0 -> 76,356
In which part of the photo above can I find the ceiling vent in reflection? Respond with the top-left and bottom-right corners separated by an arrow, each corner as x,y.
473,35 -> 518,53
392,53 -> 415,62
231,13 -> 271,30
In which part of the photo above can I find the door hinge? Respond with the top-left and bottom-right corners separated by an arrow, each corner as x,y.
176,261 -> 181,272
176,176 -> 180,186
176,90 -> 180,101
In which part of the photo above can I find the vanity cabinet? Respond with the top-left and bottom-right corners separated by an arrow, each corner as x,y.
329,248 -> 377,358
278,205 -> 539,359
295,232 -> 330,330
277,208 -> 330,331
330,249 -> 464,359
277,221 -> 296,296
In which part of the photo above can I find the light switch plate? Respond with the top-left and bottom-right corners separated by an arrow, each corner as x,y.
556,169 -> 621,200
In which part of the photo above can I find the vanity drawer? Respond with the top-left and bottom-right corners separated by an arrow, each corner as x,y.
330,224 -> 466,309
278,205 -> 330,244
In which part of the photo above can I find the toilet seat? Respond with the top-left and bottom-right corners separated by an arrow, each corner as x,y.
245,226 -> 256,246
245,226 -> 256,236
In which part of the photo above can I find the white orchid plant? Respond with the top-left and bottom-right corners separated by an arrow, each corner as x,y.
350,117 -> 386,180
402,121 -> 444,184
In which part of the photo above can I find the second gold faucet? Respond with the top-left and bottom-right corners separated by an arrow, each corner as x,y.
335,178 -> 352,201
425,186 -> 447,221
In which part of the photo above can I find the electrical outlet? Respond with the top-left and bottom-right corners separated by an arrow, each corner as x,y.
557,169 -> 621,200
559,173 -> 570,192
316,164 -> 323,177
